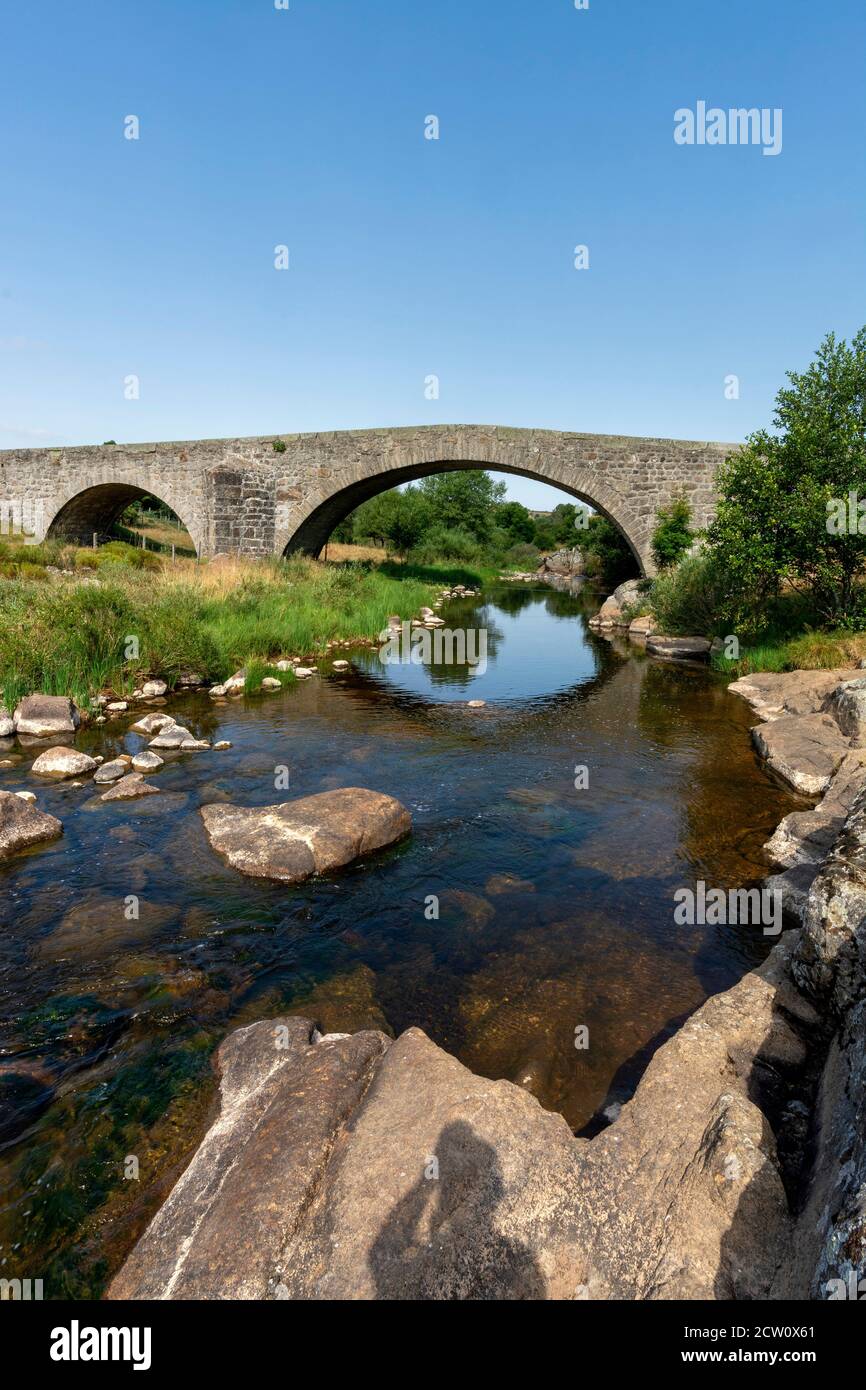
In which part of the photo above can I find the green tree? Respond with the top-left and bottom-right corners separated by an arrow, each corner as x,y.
581,515 -> 636,586
416,471 -> 506,539
651,496 -> 694,570
706,328 -> 866,625
383,487 -> 430,560
497,500 -> 535,543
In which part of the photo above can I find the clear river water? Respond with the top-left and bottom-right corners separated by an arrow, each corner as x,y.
0,580 -> 801,1296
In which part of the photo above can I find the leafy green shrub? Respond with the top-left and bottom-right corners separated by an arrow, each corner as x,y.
272,439 -> 287,453
412,525 -> 484,564
650,553 -> 731,636
651,496 -> 693,570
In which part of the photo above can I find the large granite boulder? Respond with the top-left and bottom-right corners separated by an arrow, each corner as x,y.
751,713 -> 848,795
13,694 -> 80,738
30,746 -> 97,779
822,675 -> 866,746
729,669 -> 861,723
108,936 -> 814,1301
0,789 -> 62,859
646,635 -> 711,661
792,786 -> 866,1016
200,788 -> 412,884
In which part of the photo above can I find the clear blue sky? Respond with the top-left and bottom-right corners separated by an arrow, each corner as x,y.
1,0 -> 863,508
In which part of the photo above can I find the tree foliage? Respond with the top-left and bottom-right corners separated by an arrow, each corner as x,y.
706,328 -> 866,625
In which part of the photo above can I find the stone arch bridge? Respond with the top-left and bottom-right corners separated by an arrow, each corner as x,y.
0,425 -> 735,576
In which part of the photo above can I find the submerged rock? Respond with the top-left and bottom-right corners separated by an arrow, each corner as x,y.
13,694 -> 80,738
100,774 -> 161,802
200,787 -> 412,883
30,747 -> 97,779
0,788 -> 62,858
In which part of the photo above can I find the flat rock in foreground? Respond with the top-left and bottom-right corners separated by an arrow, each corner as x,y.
645,635 -> 711,661
200,787 -> 412,883
0,789 -> 63,859
108,936 -> 817,1301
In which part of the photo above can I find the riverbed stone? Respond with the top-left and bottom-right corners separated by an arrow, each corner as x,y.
260,677 -> 282,690
0,707 -> 13,738
645,635 -> 711,661
149,726 -> 193,749
200,787 -> 412,884
628,614 -> 654,637
0,789 -> 63,858
101,774 -> 161,802
131,750 -> 164,773
13,694 -> 80,738
141,680 -> 168,697
130,712 -> 175,735
93,758 -> 130,784
751,713 -> 849,796
30,747 -> 98,779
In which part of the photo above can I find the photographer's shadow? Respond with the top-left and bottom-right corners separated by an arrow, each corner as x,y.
369,1119 -> 546,1300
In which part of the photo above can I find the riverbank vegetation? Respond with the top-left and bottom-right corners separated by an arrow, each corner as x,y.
0,545 -> 487,709
640,328 -> 866,674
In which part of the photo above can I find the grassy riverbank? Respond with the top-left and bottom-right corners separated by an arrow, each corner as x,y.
0,542 -> 489,710
710,628 -> 866,677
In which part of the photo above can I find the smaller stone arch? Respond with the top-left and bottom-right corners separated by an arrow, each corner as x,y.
45,482 -> 199,555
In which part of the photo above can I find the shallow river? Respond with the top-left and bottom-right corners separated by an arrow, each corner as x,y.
0,580 -> 801,1295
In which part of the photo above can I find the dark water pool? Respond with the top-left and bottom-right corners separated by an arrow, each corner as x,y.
0,581 -> 800,1296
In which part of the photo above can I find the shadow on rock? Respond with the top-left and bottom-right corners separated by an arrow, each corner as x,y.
368,1119 -> 546,1300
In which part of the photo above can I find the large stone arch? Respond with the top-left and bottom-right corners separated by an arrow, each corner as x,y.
274,428 -> 685,575
44,477 -> 203,556
281,454 -> 648,571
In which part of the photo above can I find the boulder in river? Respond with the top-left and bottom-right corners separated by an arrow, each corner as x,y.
30,747 -> 97,779
93,758 -> 130,784
149,726 -> 193,749
100,774 -> 161,802
645,635 -> 711,661
0,706 -> 13,738
200,787 -> 412,883
131,750 -> 164,773
141,679 -> 168,697
13,694 -> 80,738
130,712 -> 175,736
0,788 -> 62,858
